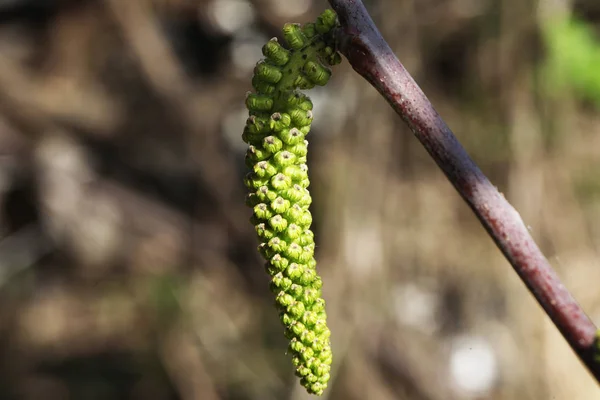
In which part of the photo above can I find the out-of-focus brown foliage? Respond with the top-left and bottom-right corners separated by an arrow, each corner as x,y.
0,0 -> 599,399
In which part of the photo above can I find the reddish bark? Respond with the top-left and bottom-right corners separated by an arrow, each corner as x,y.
329,0 -> 600,382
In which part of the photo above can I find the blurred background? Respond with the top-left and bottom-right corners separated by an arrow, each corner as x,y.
0,0 -> 599,399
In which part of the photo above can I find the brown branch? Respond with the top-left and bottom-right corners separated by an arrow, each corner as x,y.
328,0 -> 600,382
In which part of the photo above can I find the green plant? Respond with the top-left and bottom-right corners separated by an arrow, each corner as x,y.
242,0 -> 600,392
242,9 -> 341,396
543,16 -> 600,108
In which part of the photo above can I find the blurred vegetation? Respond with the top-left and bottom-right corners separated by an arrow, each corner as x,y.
543,15 -> 600,108
0,0 -> 600,399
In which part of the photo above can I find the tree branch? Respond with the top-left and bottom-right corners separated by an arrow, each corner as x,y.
328,0 -> 600,382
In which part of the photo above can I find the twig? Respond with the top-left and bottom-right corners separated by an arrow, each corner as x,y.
328,0 -> 600,382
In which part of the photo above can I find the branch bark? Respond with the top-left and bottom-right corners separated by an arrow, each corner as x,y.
328,0 -> 600,382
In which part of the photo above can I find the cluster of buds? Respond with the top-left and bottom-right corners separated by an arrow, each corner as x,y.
242,9 -> 341,396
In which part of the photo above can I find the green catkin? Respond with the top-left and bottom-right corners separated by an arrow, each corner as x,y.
242,9 -> 341,396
